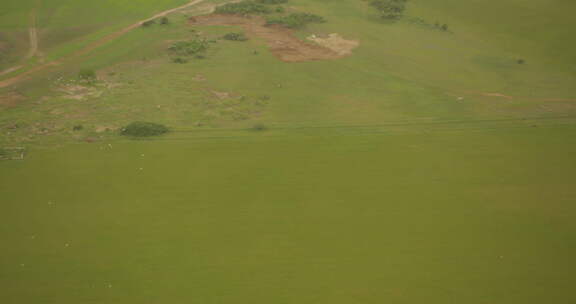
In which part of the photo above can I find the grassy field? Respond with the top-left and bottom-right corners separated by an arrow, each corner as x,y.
1,0 -> 576,147
1,0 -> 576,302
0,0 -> 189,70
1,126 -> 576,303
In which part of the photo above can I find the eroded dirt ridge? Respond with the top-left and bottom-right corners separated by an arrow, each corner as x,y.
190,14 -> 358,62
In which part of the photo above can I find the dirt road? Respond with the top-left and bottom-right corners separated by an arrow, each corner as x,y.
0,9 -> 38,78
0,0 -> 212,88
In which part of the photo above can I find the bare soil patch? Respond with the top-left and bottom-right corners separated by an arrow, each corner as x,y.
190,14 -> 355,62
0,91 -> 26,108
307,33 -> 359,56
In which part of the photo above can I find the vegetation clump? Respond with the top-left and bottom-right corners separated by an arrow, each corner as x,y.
266,13 -> 326,29
78,68 -> 97,84
0,147 -> 24,160
141,19 -> 156,27
169,38 -> 210,56
256,0 -> 288,4
159,17 -> 169,25
120,122 -> 169,137
172,57 -> 188,64
251,123 -> 268,131
222,32 -> 248,41
214,1 -> 272,15
370,0 -> 407,20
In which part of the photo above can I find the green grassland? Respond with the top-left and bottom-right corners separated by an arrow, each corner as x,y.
1,126 -> 576,303
1,0 -> 576,303
0,0 -> 189,70
1,0 -> 576,147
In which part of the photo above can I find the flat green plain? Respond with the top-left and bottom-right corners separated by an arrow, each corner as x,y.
1,126 -> 576,303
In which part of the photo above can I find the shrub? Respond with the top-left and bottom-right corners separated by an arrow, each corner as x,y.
252,123 -> 268,131
256,0 -> 288,4
266,12 -> 326,29
172,57 -> 188,64
370,0 -> 407,20
214,1 -> 272,15
222,32 -> 248,41
121,122 -> 169,137
72,125 -> 83,131
169,38 -> 210,56
517,59 -> 525,64
141,20 -> 156,27
275,6 -> 285,13
78,68 -> 97,84
159,17 -> 169,25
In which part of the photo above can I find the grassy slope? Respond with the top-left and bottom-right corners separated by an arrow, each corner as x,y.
3,0 -> 576,147
1,126 -> 576,304
0,0 -> 189,70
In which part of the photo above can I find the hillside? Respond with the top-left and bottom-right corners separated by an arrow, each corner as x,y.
1,1 -> 576,303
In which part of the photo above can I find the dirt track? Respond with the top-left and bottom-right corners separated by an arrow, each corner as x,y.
26,9 -> 39,60
0,8 -> 38,78
0,0 -> 211,88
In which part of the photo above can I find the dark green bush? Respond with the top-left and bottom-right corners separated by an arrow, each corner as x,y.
252,123 -> 268,131
169,39 -> 210,56
78,68 -> 97,83
141,20 -> 156,27
222,32 -> 248,41
266,13 -> 326,29
256,0 -> 288,4
121,122 -> 169,137
172,57 -> 188,64
159,17 -> 169,25
370,0 -> 407,20
215,1 -> 272,15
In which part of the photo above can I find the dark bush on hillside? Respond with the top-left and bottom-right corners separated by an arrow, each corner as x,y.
141,20 -> 156,27
370,0 -> 407,20
78,68 -> 97,83
169,38 -> 210,56
222,32 -> 248,41
517,59 -> 525,64
251,123 -> 268,131
266,12 -> 326,29
256,0 -> 288,4
160,17 -> 169,25
214,1 -> 272,15
121,122 -> 169,137
172,57 -> 188,64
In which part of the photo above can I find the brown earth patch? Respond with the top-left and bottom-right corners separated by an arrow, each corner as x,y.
0,91 -> 26,108
190,14 -> 352,62
307,33 -> 359,56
